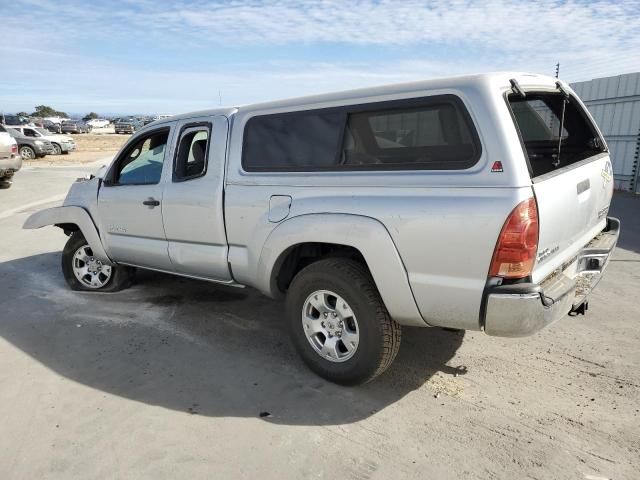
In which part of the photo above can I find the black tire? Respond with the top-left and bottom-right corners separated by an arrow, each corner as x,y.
0,181 -> 12,189
52,143 -> 62,155
61,150 -> 69,155
61,232 -> 135,292
286,258 -> 401,385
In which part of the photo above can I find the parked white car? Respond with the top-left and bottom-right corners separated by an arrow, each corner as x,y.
0,125 -> 21,188
11,126 -> 76,155
24,72 -> 620,385
87,119 -> 110,128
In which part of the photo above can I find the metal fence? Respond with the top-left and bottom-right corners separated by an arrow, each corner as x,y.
571,73 -> 640,193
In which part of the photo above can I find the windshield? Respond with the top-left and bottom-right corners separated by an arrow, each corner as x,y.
35,128 -> 50,136
508,92 -> 606,178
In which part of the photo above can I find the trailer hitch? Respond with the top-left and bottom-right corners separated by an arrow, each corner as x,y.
569,301 -> 589,316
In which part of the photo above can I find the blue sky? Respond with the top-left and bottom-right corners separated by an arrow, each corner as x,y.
1,0 -> 639,115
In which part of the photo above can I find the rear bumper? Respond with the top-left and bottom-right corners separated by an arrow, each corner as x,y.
483,217 -> 620,337
0,155 -> 23,175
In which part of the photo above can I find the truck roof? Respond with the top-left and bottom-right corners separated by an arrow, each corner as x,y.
150,71 -> 559,125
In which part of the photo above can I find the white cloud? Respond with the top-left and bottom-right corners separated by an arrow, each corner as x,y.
2,0 -> 640,112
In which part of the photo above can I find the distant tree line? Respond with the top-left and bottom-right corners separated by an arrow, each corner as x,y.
13,106 -> 105,121
29,105 -> 69,118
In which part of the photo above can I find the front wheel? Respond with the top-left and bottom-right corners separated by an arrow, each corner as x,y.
61,232 -> 135,292
19,145 -> 35,160
52,143 -> 62,155
286,258 -> 401,385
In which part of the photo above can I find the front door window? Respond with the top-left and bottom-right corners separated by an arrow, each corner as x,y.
111,130 -> 169,185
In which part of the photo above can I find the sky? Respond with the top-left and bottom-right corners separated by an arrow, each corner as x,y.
1,0 -> 639,115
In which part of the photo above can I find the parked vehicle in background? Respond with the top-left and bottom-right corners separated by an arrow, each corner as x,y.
153,114 -> 172,121
43,120 -> 62,133
87,118 -> 110,128
114,118 -> 142,134
0,114 -> 28,126
12,126 -> 76,155
0,125 -> 21,189
24,73 -> 619,385
6,127 -> 54,159
61,120 -> 91,134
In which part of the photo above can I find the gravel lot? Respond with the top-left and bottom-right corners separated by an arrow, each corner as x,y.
24,129 -> 129,166
0,161 -> 638,479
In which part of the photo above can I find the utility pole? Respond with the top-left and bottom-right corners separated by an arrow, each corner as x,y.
555,62 -> 560,79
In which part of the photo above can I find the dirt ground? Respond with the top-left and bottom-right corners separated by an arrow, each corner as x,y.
0,160 -> 638,479
25,129 -> 129,165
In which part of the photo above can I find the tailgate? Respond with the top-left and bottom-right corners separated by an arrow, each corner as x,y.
531,154 -> 613,283
507,87 -> 613,283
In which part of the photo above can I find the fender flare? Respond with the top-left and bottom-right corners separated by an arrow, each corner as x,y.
257,213 -> 427,327
23,206 -> 112,265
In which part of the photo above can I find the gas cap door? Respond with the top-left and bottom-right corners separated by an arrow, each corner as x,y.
268,195 -> 292,223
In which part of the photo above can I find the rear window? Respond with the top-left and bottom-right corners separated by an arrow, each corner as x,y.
242,95 -> 481,171
508,92 -> 606,178
342,103 -> 478,169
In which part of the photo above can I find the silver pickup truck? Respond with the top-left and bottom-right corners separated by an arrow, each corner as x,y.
24,73 -> 620,384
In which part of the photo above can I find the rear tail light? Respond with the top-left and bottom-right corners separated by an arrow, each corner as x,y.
489,197 -> 539,279
11,144 -> 17,154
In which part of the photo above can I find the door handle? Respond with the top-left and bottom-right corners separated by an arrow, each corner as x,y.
142,198 -> 160,207
577,179 -> 590,195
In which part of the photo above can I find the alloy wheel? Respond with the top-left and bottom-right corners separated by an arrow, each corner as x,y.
302,290 -> 360,362
72,245 -> 113,289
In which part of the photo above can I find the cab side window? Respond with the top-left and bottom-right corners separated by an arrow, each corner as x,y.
174,125 -> 210,181
110,129 -> 169,185
23,128 -> 37,137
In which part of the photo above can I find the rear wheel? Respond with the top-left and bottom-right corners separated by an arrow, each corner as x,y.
286,258 -> 401,385
61,232 -> 135,292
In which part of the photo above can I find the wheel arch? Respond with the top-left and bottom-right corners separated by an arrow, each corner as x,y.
23,206 -> 113,265
257,213 -> 427,327
272,242 -> 366,293
19,144 -> 34,152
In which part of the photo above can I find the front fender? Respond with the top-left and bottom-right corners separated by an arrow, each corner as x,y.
257,213 -> 427,327
23,206 -> 112,265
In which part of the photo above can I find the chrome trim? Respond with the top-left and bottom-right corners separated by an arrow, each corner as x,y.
485,288 -> 574,337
